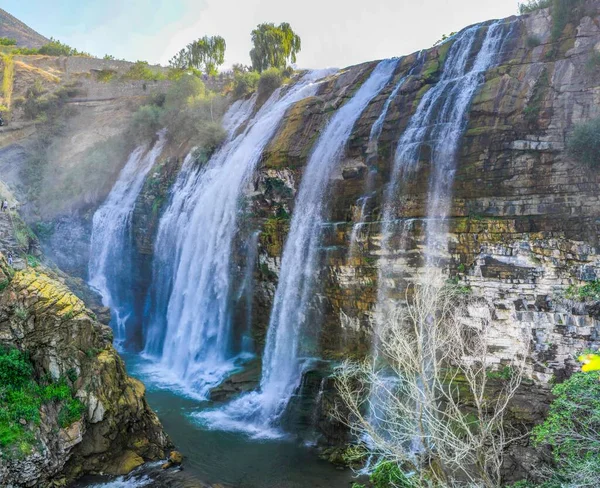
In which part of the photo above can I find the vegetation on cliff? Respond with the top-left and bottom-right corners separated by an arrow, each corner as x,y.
335,274 -> 526,487
0,348 -> 83,454
527,372 -> 600,487
567,117 -> 600,168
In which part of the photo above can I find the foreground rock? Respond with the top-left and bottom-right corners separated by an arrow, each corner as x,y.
0,254 -> 170,486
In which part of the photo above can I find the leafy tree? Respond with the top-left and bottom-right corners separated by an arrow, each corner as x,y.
169,35 -> 226,76
249,22 -> 301,73
533,372 -> 600,486
0,37 -> 17,46
37,37 -> 89,57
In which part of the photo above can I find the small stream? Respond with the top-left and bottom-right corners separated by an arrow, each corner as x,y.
75,353 -> 360,488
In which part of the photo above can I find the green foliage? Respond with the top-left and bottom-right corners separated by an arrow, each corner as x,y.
122,61 -> 165,81
564,280 -> 600,301
518,0 -> 551,14
0,37 -> 17,46
130,105 -> 163,144
250,22 -> 301,73
0,279 -> 9,292
258,67 -> 283,97
14,306 -> 29,320
26,255 -> 39,268
163,75 -> 206,109
433,31 -> 457,46
96,69 -> 116,83
487,365 -> 515,380
526,35 -> 542,48
550,0 -> 583,42
532,372 -> 600,486
567,117 -> 600,168
524,68 -> 549,127
0,348 -> 33,389
38,38 -> 90,57
233,69 -> 260,98
0,349 -> 84,451
371,461 -> 416,488
58,398 -> 84,428
169,35 -> 226,76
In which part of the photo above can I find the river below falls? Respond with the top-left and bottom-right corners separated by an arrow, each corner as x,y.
74,353 -> 361,488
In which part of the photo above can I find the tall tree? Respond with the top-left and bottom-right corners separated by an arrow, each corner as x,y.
249,22 -> 301,73
169,35 -> 226,76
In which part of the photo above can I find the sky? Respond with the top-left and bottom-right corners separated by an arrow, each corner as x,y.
4,0 -> 520,69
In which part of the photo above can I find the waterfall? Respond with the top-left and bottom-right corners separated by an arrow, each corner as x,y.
348,54 -> 424,257
199,59 -> 399,436
142,70 -> 335,398
375,21 -> 510,311
142,97 -> 257,357
88,131 -> 167,348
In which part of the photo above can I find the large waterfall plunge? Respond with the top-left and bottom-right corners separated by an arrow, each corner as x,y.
88,131 -> 167,348
142,70 -> 335,398
199,59 -> 399,437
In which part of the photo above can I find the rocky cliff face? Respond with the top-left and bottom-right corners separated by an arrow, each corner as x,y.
0,199 -> 169,485
232,6 -> 600,384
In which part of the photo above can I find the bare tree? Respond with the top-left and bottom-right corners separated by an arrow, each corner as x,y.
335,270 -> 527,487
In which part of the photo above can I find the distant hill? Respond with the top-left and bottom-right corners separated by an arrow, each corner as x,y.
0,8 -> 49,48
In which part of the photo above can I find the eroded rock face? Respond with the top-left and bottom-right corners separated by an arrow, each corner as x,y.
0,256 -> 169,486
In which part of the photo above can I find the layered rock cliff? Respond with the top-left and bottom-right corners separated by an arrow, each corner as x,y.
0,208 -> 169,484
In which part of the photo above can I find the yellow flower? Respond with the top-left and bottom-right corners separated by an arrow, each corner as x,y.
578,353 -> 600,372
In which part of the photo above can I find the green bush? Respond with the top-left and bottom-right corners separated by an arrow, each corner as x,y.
122,61 -> 165,81
564,280 -> 600,300
0,37 -> 16,46
0,349 -> 84,451
38,38 -> 88,57
257,67 -> 283,98
163,75 -> 206,110
58,398 -> 84,428
567,117 -> 600,168
371,461 -> 416,488
130,105 -> 163,143
533,372 -> 600,486
233,70 -> 260,98
519,0 -> 551,14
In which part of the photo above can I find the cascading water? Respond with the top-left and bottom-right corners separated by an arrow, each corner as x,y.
199,58 -> 400,436
88,131 -> 167,348
142,97 -> 257,357
142,70 -> 335,398
348,54 -> 424,257
376,20 -> 510,310
361,21 -> 512,469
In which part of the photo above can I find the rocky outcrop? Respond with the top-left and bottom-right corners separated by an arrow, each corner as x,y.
0,257 -> 170,486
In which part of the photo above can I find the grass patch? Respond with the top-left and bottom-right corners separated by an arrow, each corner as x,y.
0,53 -> 14,111
0,348 -> 84,453
564,280 -> 600,301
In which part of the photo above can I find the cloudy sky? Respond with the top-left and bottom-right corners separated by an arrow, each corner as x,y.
4,0 -> 520,69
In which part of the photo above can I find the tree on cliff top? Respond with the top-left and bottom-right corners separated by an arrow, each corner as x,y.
169,35 -> 226,76
249,22 -> 301,73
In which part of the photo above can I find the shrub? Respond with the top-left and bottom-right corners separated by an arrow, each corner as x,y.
518,0 -> 551,14
0,37 -> 16,46
233,70 -> 260,98
122,61 -> 165,81
58,398 -> 84,427
586,50 -> 600,73
533,372 -> 600,486
567,117 -> 600,167
14,306 -> 29,321
564,279 -> 600,300
0,348 -> 85,451
526,35 -> 542,48
96,69 -> 116,83
129,104 -> 163,144
257,67 -> 283,98
163,75 -> 206,110
37,38 -> 89,57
